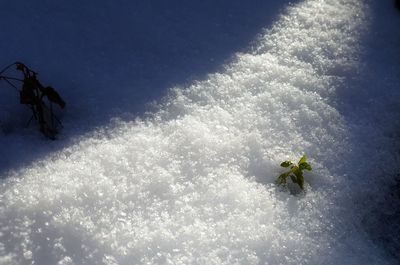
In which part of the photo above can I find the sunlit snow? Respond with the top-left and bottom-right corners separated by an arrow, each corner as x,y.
1,0 -> 399,264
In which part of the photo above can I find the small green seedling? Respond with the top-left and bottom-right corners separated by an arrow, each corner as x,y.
277,155 -> 312,190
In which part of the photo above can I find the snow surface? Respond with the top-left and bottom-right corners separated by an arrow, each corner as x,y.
1,0 -> 400,264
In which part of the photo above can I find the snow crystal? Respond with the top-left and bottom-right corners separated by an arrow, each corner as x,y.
0,0 -> 399,264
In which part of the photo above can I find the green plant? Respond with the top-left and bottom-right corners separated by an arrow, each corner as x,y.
276,155 -> 312,190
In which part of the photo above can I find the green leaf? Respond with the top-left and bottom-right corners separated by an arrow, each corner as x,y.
277,172 -> 290,185
290,165 -> 299,174
298,155 -> 307,165
290,174 -> 297,183
299,162 -> 312,171
293,170 -> 302,179
277,155 -> 312,192
280,161 -> 292,168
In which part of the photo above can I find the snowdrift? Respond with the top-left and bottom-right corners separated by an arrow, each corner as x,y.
1,0 -> 399,264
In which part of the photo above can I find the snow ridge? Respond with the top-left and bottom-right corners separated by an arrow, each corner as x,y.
0,1 -> 395,264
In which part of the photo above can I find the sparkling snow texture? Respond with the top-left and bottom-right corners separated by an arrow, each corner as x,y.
1,0 -> 399,264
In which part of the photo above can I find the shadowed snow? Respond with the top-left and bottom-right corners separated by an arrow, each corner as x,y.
0,0 -> 398,264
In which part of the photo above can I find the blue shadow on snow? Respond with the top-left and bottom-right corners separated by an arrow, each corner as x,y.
0,0 -> 298,177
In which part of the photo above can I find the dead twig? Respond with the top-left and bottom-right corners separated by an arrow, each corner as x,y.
0,62 -> 66,139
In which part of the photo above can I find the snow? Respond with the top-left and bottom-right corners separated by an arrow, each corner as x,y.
1,0 -> 400,264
